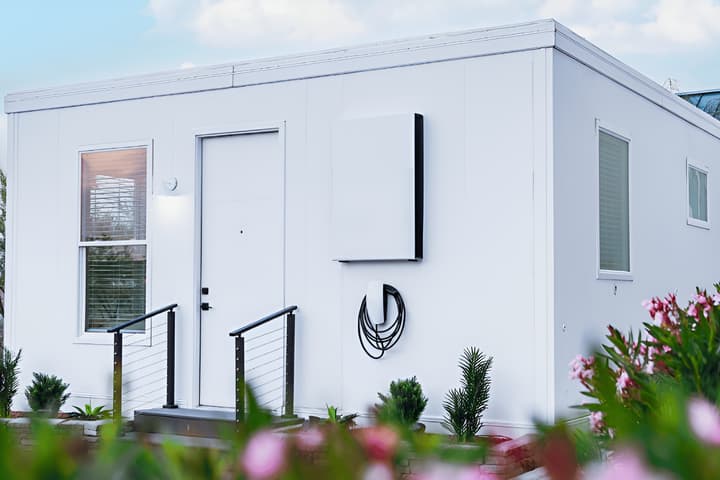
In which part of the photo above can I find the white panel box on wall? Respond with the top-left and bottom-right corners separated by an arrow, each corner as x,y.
331,113 -> 424,261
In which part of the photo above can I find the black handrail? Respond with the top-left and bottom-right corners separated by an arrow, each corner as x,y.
107,303 -> 179,333
108,303 -> 179,424
229,305 -> 298,337
230,305 -> 298,425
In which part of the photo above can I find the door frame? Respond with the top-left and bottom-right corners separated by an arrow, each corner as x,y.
190,121 -> 287,408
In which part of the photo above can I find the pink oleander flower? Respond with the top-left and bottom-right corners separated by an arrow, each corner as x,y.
589,411 -> 605,433
586,450 -> 659,480
241,431 -> 287,480
688,303 -> 698,318
712,293 -> 720,306
616,370 -> 631,395
358,425 -> 399,462
693,293 -> 708,305
644,360 -> 655,375
569,355 -> 595,382
296,427 -> 324,452
362,462 -> 394,480
688,397 -> 720,446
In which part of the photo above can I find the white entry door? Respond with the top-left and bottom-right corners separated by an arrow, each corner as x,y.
200,132 -> 284,408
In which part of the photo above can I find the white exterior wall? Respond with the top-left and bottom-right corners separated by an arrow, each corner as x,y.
553,49 -> 720,417
5,48 -> 554,433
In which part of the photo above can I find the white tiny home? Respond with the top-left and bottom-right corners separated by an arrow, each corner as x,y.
4,19 -> 720,436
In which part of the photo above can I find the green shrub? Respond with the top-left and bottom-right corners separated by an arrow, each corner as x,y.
70,404 -> 111,420
0,347 -> 21,417
377,376 -> 428,426
24,373 -> 70,416
443,347 -> 492,442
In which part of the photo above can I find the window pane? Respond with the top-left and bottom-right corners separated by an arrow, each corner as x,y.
688,166 -> 708,222
599,131 -> 630,272
81,148 -> 147,241
85,245 -> 146,331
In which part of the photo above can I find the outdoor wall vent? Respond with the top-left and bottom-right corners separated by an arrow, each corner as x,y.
331,113 -> 424,262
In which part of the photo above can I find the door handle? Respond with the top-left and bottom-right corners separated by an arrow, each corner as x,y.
201,302 -> 213,311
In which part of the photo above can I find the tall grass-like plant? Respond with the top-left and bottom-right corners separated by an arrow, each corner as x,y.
25,372 -> 70,416
0,347 -> 21,417
443,347 -> 493,442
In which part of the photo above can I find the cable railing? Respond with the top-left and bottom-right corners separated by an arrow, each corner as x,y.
107,304 -> 178,423
229,305 -> 297,425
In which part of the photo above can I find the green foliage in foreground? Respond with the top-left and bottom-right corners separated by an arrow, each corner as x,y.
0,384 -> 492,480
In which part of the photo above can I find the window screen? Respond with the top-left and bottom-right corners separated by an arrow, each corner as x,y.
80,148 -> 147,331
599,131 -> 630,273
688,165 -> 708,223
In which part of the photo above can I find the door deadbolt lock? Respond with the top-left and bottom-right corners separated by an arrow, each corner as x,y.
201,302 -> 213,311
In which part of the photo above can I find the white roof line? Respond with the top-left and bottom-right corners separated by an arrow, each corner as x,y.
5,18 -> 720,140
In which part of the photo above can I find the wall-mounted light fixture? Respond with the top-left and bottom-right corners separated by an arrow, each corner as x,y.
164,176 -> 179,193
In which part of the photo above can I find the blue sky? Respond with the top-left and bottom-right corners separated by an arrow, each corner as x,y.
2,0 -> 720,168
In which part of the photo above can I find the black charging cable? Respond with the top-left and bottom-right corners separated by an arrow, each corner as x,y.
357,284 -> 406,359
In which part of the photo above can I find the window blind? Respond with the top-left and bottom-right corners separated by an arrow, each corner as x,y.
80,148 -> 147,332
81,148 -> 146,242
599,131 -> 630,272
85,245 -> 147,331
688,166 -> 708,222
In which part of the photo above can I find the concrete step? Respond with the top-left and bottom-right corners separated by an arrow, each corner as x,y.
133,408 -> 303,438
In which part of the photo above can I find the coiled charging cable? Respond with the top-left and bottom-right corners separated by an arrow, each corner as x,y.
357,284 -> 406,359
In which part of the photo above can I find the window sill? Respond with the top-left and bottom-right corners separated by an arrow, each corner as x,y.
687,217 -> 710,230
597,270 -> 633,282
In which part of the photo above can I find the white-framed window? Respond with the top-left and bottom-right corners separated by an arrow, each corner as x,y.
597,126 -> 631,280
687,159 -> 710,229
79,146 -> 149,332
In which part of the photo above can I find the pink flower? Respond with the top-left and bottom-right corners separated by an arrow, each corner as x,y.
644,360 -> 655,375
694,294 -> 708,305
616,370 -> 631,395
358,426 -> 399,462
688,397 -> 720,446
241,431 -> 286,480
362,462 -> 394,480
569,355 -> 595,382
586,450 -> 658,480
296,427 -> 324,452
712,293 -> 720,306
589,411 -> 605,433
688,303 -> 698,318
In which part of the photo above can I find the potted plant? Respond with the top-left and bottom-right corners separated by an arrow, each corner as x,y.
443,347 -> 494,443
25,372 -> 70,417
377,376 -> 428,432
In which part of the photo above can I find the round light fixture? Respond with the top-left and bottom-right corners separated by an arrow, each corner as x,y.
164,177 -> 178,192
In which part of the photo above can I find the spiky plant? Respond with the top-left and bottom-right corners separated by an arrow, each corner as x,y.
443,347 -> 493,442
0,347 -> 21,417
377,376 -> 428,426
70,404 -> 111,420
25,372 -> 70,416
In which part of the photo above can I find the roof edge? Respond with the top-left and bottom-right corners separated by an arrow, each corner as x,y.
4,19 -> 557,114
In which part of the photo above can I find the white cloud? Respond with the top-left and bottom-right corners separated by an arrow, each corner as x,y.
146,0 -> 720,55
190,0 -> 364,46
540,0 -> 720,54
